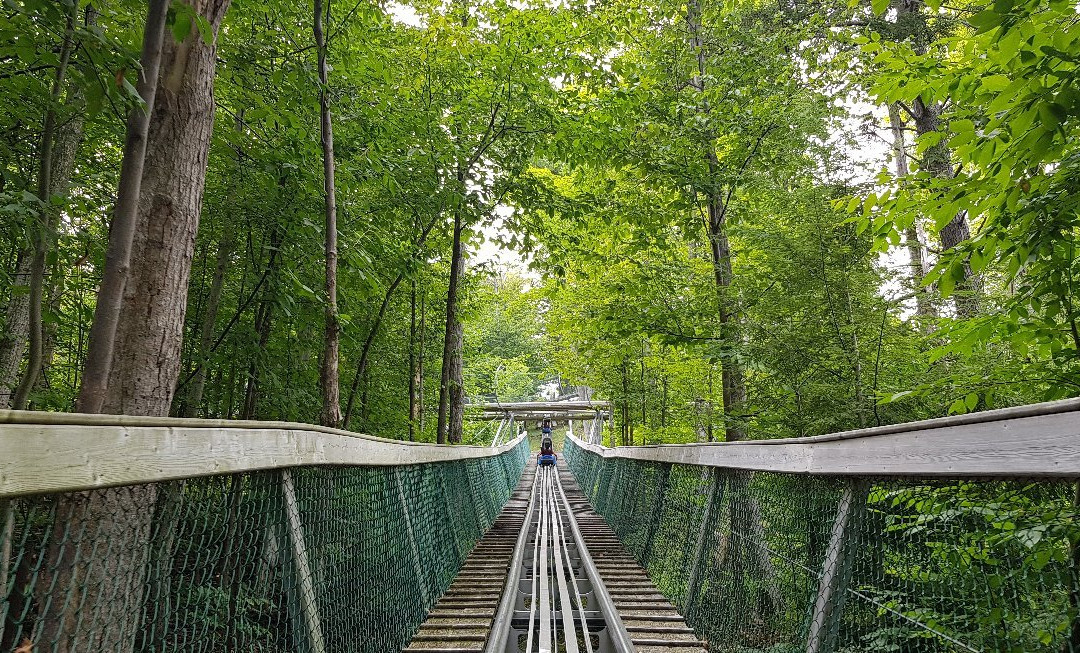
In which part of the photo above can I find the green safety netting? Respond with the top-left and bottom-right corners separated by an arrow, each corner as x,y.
564,437 -> 1080,653
0,436 -> 529,653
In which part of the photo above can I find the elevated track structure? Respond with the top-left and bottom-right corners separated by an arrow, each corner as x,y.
1,397 -> 1079,652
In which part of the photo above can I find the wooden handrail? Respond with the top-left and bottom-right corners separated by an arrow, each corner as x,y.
567,398 -> 1080,477
0,409 -> 527,498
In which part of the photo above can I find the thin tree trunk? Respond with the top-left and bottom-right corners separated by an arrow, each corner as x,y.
343,275 -> 402,428
314,0 -> 341,428
448,319 -> 464,443
887,102 -> 934,319
39,3 -> 231,652
0,255 -> 31,408
409,279 -> 419,441
639,348 -> 646,430
344,214 -> 439,428
12,0 -> 77,409
75,0 -> 170,414
241,229 -> 281,421
418,282 -> 425,435
660,376 -> 668,429
437,205 -> 465,443
185,222 -> 232,417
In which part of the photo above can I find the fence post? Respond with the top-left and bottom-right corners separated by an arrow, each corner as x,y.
806,479 -> 869,653
281,469 -> 326,653
394,467 -> 430,610
684,468 -> 723,618
640,463 -> 671,566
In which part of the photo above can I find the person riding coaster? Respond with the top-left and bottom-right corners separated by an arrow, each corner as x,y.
537,435 -> 557,466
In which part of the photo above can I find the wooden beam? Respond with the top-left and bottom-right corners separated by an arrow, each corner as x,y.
472,410 -> 603,421
567,398 -> 1080,477
474,400 -> 612,412
0,412 -> 526,497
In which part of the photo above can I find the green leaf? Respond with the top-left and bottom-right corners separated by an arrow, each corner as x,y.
979,75 -> 1011,92
969,10 -> 1003,32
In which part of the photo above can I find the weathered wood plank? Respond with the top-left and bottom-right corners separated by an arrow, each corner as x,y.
568,398 -> 1080,477
0,412 -> 525,497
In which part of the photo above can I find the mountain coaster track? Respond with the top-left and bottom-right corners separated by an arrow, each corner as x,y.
404,459 -> 706,653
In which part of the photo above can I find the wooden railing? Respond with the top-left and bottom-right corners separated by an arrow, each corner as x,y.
0,410 -> 527,497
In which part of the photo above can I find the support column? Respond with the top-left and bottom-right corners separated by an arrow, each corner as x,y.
684,468 -> 723,618
394,467 -> 430,609
281,470 -> 325,653
806,479 -> 869,653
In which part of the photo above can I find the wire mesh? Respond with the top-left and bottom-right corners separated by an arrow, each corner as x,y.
0,437 -> 529,653
563,437 -> 1080,653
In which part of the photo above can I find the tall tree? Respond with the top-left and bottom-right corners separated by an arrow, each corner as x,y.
314,0 -> 341,428
8,0 -> 78,409
39,0 -> 232,649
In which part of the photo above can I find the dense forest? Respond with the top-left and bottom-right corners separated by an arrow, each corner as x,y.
0,0 -> 1077,446
2,0 -> 1080,651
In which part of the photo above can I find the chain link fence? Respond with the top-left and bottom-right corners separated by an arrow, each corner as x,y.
564,436 -> 1080,653
1,436 -> 529,653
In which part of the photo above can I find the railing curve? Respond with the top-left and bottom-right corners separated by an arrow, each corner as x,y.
564,398 -> 1080,653
0,413 -> 530,653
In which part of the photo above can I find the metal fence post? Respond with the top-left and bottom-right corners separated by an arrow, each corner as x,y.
281,469 -> 325,653
806,478 -> 869,653
640,463 -> 672,566
394,467 -> 430,610
684,468 -> 723,618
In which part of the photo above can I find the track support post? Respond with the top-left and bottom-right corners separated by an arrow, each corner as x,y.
281,469 -> 326,653
806,478 -> 869,653
684,468 -> 723,618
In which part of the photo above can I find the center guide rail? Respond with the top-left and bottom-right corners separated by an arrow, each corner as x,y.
486,463 -> 635,653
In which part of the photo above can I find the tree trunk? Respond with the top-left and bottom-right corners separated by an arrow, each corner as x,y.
314,0 -> 341,428
75,0 -> 171,414
448,319 -> 464,443
409,279 -> 420,441
437,205 -> 465,443
39,2 -> 231,651
35,96 -> 89,397
892,0 -> 979,317
687,0 -> 747,443
12,0 -> 78,409
660,376 -> 668,429
685,0 -> 783,622
909,96 -> 979,317
241,229 -> 281,421
344,214 -> 438,429
184,222 -> 232,416
344,275 -> 401,428
418,282 -> 425,435
887,102 -> 935,319
0,255 -> 31,409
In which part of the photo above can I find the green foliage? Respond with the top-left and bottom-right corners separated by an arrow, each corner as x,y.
854,0 -> 1080,400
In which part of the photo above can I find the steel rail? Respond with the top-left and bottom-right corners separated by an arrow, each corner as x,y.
538,467 -> 552,653
549,466 -> 581,653
485,467 -> 540,653
553,466 -> 635,653
551,467 -> 593,653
